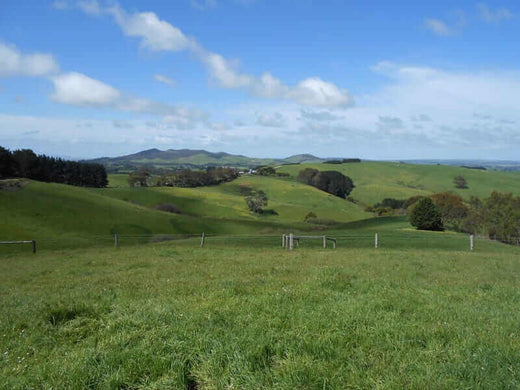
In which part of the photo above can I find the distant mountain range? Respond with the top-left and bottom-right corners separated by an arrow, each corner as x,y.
86,149 -> 520,172
87,148 -> 327,172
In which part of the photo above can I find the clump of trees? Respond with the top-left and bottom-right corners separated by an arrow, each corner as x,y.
297,168 -> 354,198
128,168 -> 153,187
323,158 -> 361,164
464,192 -> 520,244
156,167 -> 238,188
454,175 -> 468,189
410,197 -> 444,231
246,190 -> 268,214
0,146 -> 107,187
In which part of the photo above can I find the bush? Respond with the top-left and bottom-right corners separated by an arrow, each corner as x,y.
454,175 -> 468,189
154,203 -> 181,214
304,211 -> 317,222
410,198 -> 444,231
246,190 -> 268,214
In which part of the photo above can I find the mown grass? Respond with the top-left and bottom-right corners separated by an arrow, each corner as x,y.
1,239 -> 520,389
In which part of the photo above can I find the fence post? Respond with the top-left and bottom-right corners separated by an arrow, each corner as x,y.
201,232 -> 206,248
323,236 -> 327,249
470,234 -> 474,251
282,234 -> 286,248
31,240 -> 36,254
375,233 -> 379,249
289,233 -> 294,250
114,234 -> 118,248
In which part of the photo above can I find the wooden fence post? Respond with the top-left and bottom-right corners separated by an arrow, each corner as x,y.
31,240 -> 36,254
282,234 -> 286,248
375,233 -> 379,249
201,232 -> 206,248
114,234 -> 118,248
323,236 -> 327,249
470,234 -> 474,251
289,233 -> 294,250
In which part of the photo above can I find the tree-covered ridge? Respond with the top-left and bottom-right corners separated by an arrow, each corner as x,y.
0,146 -> 107,188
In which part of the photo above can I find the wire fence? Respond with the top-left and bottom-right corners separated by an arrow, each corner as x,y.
0,230 -> 495,256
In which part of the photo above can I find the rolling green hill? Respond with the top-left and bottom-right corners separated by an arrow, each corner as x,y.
277,161 -> 520,205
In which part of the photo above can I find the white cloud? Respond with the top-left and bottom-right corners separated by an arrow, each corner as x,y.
153,74 -> 176,88
108,5 -> 195,52
79,3 -> 352,107
424,18 -> 452,36
0,41 -> 59,77
50,72 -> 121,106
477,3 -> 514,24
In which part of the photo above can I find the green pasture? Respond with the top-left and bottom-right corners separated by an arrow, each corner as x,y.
277,161 -> 520,204
1,240 -> 520,389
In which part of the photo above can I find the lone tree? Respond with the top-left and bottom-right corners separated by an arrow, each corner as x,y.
453,175 -> 468,189
410,197 -> 444,231
246,190 -> 268,214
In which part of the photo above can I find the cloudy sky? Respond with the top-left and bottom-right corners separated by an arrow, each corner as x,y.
1,0 -> 519,159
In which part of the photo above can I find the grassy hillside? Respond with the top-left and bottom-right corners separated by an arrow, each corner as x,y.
1,240 -> 519,388
100,175 -> 370,224
0,180 -> 292,253
277,161 -> 520,205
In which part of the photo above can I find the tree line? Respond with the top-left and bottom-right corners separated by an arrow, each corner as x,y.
128,167 -> 239,187
372,191 -> 520,244
0,146 -> 107,188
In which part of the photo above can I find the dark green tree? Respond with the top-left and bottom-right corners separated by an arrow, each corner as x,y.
0,146 -> 15,178
410,197 -> 444,231
454,175 -> 468,189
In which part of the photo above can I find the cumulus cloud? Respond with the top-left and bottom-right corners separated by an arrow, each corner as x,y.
477,3 -> 514,24
49,71 -> 208,128
153,74 -> 176,88
0,41 -> 59,77
108,5 -> 195,52
77,3 -> 352,107
50,72 -> 121,106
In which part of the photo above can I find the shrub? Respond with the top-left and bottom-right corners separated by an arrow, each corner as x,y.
454,175 -> 468,189
246,190 -> 268,214
410,198 -> 444,231
154,203 -> 181,214
304,211 -> 317,222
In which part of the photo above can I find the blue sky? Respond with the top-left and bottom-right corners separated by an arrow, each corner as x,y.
1,0 -> 519,159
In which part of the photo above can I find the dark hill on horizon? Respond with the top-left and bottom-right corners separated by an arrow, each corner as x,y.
87,148 -> 327,172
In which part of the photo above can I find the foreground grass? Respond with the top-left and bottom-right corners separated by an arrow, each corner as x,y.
1,242 -> 520,389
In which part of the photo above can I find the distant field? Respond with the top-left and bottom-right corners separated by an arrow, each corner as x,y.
1,239 -> 519,388
278,161 -> 520,205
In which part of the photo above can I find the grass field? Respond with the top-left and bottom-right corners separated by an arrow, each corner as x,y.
277,161 -> 520,205
2,163 -> 520,388
1,239 -> 520,389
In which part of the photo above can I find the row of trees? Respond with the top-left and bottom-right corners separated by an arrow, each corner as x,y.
0,146 -> 107,187
404,191 -> 520,244
297,168 -> 354,198
128,167 -> 239,188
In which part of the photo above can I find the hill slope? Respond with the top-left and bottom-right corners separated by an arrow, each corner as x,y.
278,161 -> 520,205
